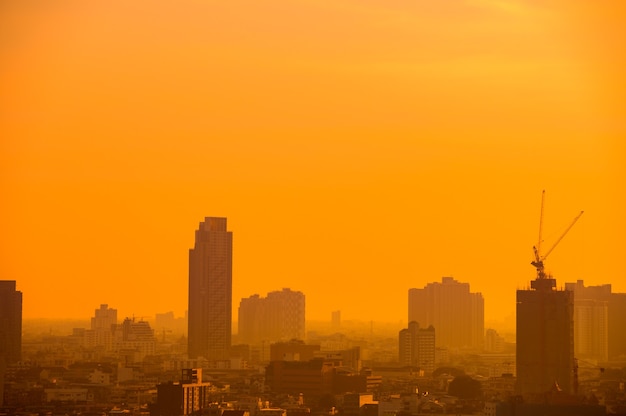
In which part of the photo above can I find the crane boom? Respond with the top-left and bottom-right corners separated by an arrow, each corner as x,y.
541,210 -> 584,260
530,191 -> 583,280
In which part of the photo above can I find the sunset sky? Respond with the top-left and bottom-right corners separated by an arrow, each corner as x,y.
1,0 -> 624,329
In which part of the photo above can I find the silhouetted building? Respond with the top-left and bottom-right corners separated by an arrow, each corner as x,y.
153,368 -> 211,416
238,288 -> 305,345
516,277 -> 574,397
270,340 -> 321,362
408,277 -> 484,350
609,292 -> 626,360
398,321 -> 435,374
0,280 -> 22,365
564,280 -> 609,363
188,217 -> 233,360
265,358 -> 335,399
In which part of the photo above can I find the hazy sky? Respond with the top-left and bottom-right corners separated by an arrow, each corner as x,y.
1,0 -> 624,327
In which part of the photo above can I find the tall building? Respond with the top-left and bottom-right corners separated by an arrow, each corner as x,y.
516,277 -> 574,397
84,304 -> 117,351
564,280 -> 609,363
188,217 -> 233,360
398,321 -> 436,374
0,281 -> 22,364
238,288 -> 305,345
408,277 -> 484,350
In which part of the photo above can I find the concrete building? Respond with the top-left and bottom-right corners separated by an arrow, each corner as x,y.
188,217 -> 233,360
398,322 -> 435,374
564,280 -> 609,363
113,317 -> 157,361
0,280 -> 22,365
408,277 -> 484,350
153,368 -> 212,416
238,288 -> 305,345
84,304 -> 117,351
516,277 -> 575,397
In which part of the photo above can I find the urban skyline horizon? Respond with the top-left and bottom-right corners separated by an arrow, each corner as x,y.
3,1 -> 624,328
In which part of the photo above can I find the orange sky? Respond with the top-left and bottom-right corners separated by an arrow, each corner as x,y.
1,0 -> 624,329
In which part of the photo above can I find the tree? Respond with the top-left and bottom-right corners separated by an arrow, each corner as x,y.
448,375 -> 482,400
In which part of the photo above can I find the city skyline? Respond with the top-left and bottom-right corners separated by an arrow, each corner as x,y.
1,1 -> 624,324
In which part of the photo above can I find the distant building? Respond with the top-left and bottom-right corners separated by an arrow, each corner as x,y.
270,340 -> 321,362
564,280 -> 609,363
332,310 -> 341,329
485,329 -> 505,353
609,292 -> 626,360
153,368 -> 212,416
238,288 -> 305,345
0,280 -> 22,365
516,277 -> 575,397
84,304 -> 117,351
188,217 -> 233,360
408,277 -> 484,350
398,321 -> 436,374
113,317 -> 156,361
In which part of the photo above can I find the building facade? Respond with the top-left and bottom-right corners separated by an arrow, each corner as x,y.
398,321 -> 436,374
564,280 -> 609,363
516,277 -> 575,397
408,277 -> 484,350
0,280 -> 22,365
238,288 -> 305,345
188,217 -> 233,360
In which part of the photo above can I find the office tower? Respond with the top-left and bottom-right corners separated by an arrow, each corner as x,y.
564,280 -> 609,363
408,277 -> 484,350
516,277 -> 574,397
398,321 -> 436,374
0,281 -> 22,365
238,288 -> 305,345
188,217 -> 233,360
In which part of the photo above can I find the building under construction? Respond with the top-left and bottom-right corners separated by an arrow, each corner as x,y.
516,191 -> 580,399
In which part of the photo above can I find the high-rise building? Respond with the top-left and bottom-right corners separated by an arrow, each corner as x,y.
84,304 -> 117,351
398,321 -> 436,374
516,277 -> 574,397
408,277 -> 484,350
188,217 -> 233,360
0,281 -> 22,365
564,280 -> 609,363
238,288 -> 305,345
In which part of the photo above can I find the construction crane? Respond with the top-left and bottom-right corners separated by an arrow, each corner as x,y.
531,190 -> 584,280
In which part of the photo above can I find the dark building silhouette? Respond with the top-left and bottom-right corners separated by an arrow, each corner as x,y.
516,277 -> 574,397
609,293 -> 626,360
152,368 -> 211,416
188,217 -> 233,360
0,280 -> 22,365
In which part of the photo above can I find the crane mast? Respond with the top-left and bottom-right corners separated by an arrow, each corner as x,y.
531,191 -> 584,280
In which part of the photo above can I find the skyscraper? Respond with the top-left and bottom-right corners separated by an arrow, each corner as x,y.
0,281 -> 22,365
188,217 -> 233,360
516,277 -> 574,397
408,277 -> 484,350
